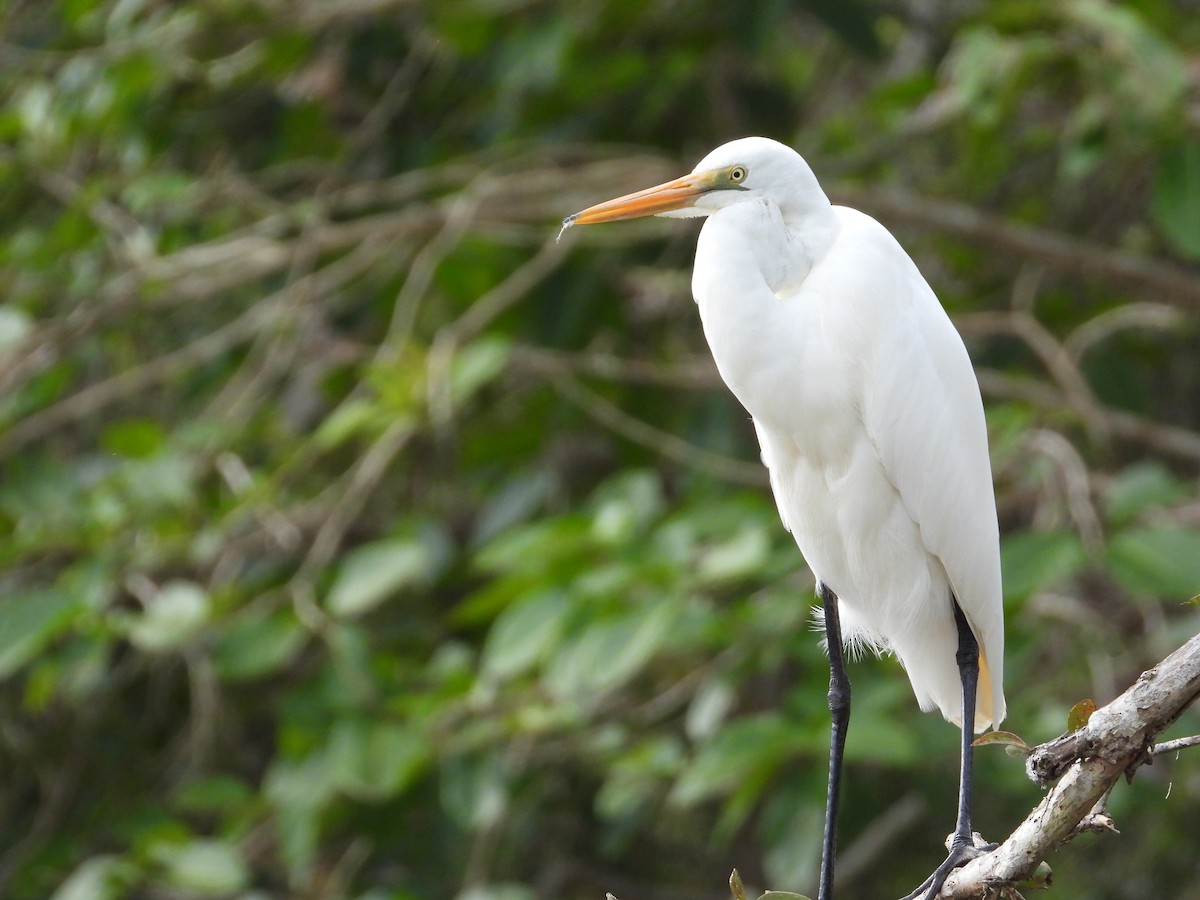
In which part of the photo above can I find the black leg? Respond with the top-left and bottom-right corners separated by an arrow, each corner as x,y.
818,582 -> 851,900
949,598 -> 980,849
901,596 -> 987,900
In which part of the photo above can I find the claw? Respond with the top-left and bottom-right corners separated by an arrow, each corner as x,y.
899,837 -> 993,900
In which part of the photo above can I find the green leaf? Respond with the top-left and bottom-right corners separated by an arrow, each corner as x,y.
439,752 -> 509,830
114,452 -> 196,510
1018,861 -> 1054,891
127,581 -> 210,652
471,470 -> 552,547
595,735 -> 685,821
470,516 -> 591,580
685,677 -> 737,742
695,525 -> 771,584
50,856 -> 137,900
480,589 -> 570,681
1153,139 -> 1200,260
761,788 -> 824,891
589,469 -> 665,545
1107,527 -> 1200,598
327,718 -> 429,801
0,588 -> 84,677
543,600 -> 677,701
213,610 -> 307,681
173,776 -> 253,814
670,713 -> 799,808
148,839 -> 250,895
264,753 -> 336,882
449,336 -> 511,405
314,399 -> 397,450
1104,462 -> 1189,525
1000,530 -> 1086,603
0,305 -> 33,350
100,419 -> 164,458
326,534 -> 445,617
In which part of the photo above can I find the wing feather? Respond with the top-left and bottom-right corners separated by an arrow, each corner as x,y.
850,213 -> 1006,726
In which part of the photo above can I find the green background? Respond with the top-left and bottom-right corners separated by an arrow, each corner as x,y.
1,1 -> 1199,898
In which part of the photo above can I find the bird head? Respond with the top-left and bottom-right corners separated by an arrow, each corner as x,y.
562,136 -> 827,231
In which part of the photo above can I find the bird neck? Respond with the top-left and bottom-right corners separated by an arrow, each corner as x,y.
701,198 -> 837,298
690,201 -> 839,416
694,199 -> 838,307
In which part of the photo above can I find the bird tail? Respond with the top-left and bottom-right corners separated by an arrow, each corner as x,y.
975,648 -> 1005,732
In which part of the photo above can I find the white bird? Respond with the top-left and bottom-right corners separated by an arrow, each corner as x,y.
563,137 -> 1005,900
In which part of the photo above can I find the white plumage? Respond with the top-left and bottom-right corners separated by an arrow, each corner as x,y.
567,136 -> 1005,731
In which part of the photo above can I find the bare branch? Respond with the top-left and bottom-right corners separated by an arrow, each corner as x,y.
550,374 -> 768,486
1151,734 -> 1200,756
940,633 -> 1200,898
975,369 -> 1200,465
0,237 -> 385,458
1064,303 -> 1187,361
515,346 -> 722,391
1023,429 -> 1104,552
957,309 -> 1109,444
517,346 -> 1200,469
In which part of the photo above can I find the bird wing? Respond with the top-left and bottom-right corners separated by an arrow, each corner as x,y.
846,211 -> 1006,727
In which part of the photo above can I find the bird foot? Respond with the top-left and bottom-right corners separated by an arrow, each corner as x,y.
898,832 -> 996,900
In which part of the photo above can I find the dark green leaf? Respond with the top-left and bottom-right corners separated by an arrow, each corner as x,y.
1153,139 -> 1200,260
213,611 -> 307,681
1108,527 -> 1200,598
1001,530 -> 1086,603
0,589 -> 83,677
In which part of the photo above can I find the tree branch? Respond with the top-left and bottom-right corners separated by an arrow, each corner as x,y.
940,632 -> 1200,898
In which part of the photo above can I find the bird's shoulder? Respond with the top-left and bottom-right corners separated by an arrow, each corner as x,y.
794,206 -> 925,312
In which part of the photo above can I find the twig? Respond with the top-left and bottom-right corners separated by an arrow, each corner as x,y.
515,346 -> 722,391
378,193 -> 480,356
975,369 -> 1200,465
1023,429 -> 1104,552
1064,303 -> 1186,361
427,237 -> 569,424
957,309 -> 1109,445
551,374 -> 768,486
521,346 -> 1200,470
837,793 -> 928,889
1150,734 -> 1200,756
0,236 -> 385,457
295,418 -> 414,580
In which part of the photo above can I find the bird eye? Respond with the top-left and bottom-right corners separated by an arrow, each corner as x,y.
729,165 -> 747,183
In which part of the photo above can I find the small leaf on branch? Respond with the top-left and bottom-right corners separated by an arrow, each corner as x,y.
1068,699 -> 1098,732
1017,860 -> 1054,891
974,730 -> 1031,755
729,869 -> 747,900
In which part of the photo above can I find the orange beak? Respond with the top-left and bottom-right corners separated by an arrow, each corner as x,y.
563,170 -> 721,228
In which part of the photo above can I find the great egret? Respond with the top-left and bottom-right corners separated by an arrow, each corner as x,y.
562,137 -> 1005,900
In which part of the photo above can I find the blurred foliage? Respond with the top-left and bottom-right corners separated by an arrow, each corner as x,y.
1,1 -> 1199,899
